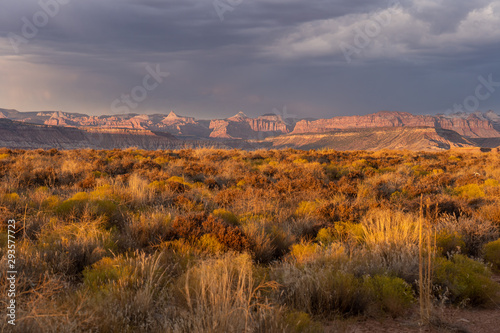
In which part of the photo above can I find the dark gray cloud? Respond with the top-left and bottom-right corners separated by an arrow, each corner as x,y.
0,0 -> 499,118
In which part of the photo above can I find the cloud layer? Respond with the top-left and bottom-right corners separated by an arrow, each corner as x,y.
0,0 -> 499,118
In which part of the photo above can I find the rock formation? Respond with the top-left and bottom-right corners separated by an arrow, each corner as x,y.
292,111 -> 500,138
1,108 -> 500,150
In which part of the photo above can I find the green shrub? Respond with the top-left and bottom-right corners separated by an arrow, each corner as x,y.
42,195 -> 61,209
212,208 -> 239,226
196,234 -> 226,254
455,184 -> 485,199
363,275 -> 415,317
295,200 -> 320,217
2,192 -> 20,203
433,255 -> 500,307
316,227 -> 335,245
55,191 -> 120,224
325,222 -> 364,245
55,192 -> 90,216
290,242 -> 321,264
483,238 -> 500,270
436,230 -> 466,257
283,311 -> 323,333
274,265 -> 368,317
437,215 -> 499,257
148,180 -> 166,192
83,256 -> 130,291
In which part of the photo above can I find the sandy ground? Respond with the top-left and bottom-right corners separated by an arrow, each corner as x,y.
324,307 -> 500,333
324,275 -> 500,333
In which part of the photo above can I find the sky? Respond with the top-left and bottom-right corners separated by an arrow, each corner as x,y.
1,0 -> 500,119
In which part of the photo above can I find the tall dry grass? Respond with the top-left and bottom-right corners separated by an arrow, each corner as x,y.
177,253 -> 281,333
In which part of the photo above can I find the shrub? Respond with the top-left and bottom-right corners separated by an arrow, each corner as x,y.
212,208 -> 239,226
437,215 -> 499,256
42,195 -> 61,209
317,201 -> 358,223
483,238 -> 500,270
173,194 -> 203,212
196,234 -> 226,254
273,264 -> 368,317
242,220 -> 279,264
318,222 -> 364,246
455,184 -> 485,199
295,201 -> 320,217
363,275 -> 415,317
283,311 -> 323,333
56,192 -> 90,216
83,256 -> 131,292
201,215 -> 252,252
170,213 -> 205,241
170,213 -> 252,252
316,227 -> 335,245
290,242 -> 321,264
433,255 -> 500,307
479,203 -> 500,227
436,230 -> 466,257
125,211 -> 172,248
2,192 -> 20,203
37,217 -> 118,274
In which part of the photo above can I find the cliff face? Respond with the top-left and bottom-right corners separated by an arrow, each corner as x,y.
292,111 -> 500,138
268,127 -> 477,151
209,112 -> 291,139
1,108 -> 500,150
0,119 -> 225,150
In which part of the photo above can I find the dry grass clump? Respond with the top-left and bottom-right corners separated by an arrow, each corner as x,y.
124,209 -> 172,248
361,209 -> 420,252
174,253 -> 282,332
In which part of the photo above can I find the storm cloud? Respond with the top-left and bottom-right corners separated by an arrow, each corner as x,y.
0,0 -> 499,118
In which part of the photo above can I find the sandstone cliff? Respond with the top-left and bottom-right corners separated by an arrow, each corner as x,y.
269,127 -> 476,151
292,111 -> 500,138
209,112 -> 290,139
1,108 -> 500,150
0,119 -> 225,150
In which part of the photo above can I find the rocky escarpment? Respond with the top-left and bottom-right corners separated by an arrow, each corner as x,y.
268,127 -> 476,151
160,111 -> 211,137
1,109 -> 290,139
1,108 -> 500,150
292,111 -> 500,138
0,119 -> 224,150
209,112 -> 291,139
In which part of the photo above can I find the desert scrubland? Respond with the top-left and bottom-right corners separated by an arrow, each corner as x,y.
1,148 -> 499,332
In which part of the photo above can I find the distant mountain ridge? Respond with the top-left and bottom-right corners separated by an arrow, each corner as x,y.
1,108 -> 500,150
0,119 -> 226,150
0,109 -> 296,140
292,111 -> 500,138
